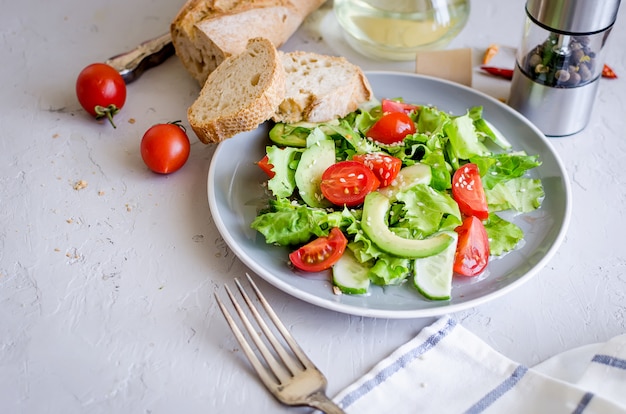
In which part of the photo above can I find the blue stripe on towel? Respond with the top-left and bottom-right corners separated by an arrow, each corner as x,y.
572,392 -> 594,414
338,317 -> 458,409
592,354 -> 626,370
464,365 -> 528,414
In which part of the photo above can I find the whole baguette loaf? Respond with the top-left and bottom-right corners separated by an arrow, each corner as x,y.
274,51 -> 373,123
187,37 -> 286,144
171,0 -> 326,85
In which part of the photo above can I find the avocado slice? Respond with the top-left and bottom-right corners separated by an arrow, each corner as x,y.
268,123 -> 308,147
294,139 -> 335,208
361,191 -> 455,258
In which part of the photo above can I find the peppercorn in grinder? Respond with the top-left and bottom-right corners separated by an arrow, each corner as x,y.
508,0 -> 621,136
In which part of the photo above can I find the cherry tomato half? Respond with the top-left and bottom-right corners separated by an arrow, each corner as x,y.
257,155 -> 275,178
352,153 -> 402,187
454,216 -> 490,277
381,99 -> 419,115
320,161 -> 380,207
76,63 -> 126,128
289,227 -> 348,272
452,163 -> 489,220
366,112 -> 416,145
140,122 -> 191,174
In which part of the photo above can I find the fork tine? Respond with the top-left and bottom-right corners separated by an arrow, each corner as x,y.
244,273 -> 316,369
234,277 -> 303,376
214,290 -> 279,388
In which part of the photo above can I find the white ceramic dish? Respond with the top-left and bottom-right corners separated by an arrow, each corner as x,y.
207,71 -> 571,319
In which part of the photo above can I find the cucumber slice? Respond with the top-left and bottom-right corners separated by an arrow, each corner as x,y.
413,232 -> 458,300
332,249 -> 371,295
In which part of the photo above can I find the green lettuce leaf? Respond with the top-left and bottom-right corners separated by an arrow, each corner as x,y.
484,213 -> 524,256
251,198 -> 351,246
471,152 -> 542,190
369,255 -> 411,286
445,113 -> 491,160
394,184 -> 462,238
486,178 -> 544,212
469,106 -> 512,150
266,145 -> 302,198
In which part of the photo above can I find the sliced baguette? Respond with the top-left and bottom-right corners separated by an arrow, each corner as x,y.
274,51 -> 373,123
187,38 -> 286,144
171,0 -> 325,85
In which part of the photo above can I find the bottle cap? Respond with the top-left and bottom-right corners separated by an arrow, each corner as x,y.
526,0 -> 621,33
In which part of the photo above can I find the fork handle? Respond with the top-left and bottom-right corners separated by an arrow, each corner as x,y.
307,391 -> 346,414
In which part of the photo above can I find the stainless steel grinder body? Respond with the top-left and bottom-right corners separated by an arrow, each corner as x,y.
508,0 -> 621,136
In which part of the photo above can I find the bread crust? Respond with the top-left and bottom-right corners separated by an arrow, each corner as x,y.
187,38 -> 286,144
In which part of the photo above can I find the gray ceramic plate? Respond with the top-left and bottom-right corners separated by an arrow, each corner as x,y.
207,71 -> 571,319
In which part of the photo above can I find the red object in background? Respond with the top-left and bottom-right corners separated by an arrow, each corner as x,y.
602,64 -> 618,79
480,66 -> 514,80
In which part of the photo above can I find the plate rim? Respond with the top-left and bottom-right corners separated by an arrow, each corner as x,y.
207,71 -> 572,319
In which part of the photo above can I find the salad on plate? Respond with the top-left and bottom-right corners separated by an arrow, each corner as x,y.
250,97 -> 544,301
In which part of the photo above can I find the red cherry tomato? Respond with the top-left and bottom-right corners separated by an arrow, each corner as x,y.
257,155 -> 275,178
352,153 -> 402,187
140,122 -> 191,174
76,63 -> 126,128
366,112 -> 416,145
289,228 -> 348,272
452,163 -> 489,220
320,161 -> 380,207
381,99 -> 419,115
454,216 -> 490,277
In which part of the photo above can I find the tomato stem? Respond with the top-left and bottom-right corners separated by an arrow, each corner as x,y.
168,120 -> 187,132
94,104 -> 120,128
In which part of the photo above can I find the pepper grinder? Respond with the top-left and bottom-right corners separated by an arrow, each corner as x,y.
508,0 -> 621,136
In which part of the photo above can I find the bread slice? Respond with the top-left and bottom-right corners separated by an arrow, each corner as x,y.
274,51 -> 373,123
171,0 -> 325,85
187,37 -> 286,144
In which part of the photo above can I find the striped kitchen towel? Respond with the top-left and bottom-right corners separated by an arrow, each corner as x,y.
332,316 -> 626,414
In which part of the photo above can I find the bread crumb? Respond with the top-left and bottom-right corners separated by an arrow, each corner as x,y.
73,180 -> 88,190
98,190 -> 105,196
125,203 -> 132,212
128,118 -> 136,124
66,218 -> 73,224
52,133 -> 60,138
54,248 -> 60,252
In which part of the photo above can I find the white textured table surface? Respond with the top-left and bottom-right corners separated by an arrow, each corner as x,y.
2,0 -> 626,413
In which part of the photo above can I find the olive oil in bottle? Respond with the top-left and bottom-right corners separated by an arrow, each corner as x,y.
334,0 -> 470,60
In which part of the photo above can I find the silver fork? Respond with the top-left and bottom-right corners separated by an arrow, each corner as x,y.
215,274 -> 346,414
